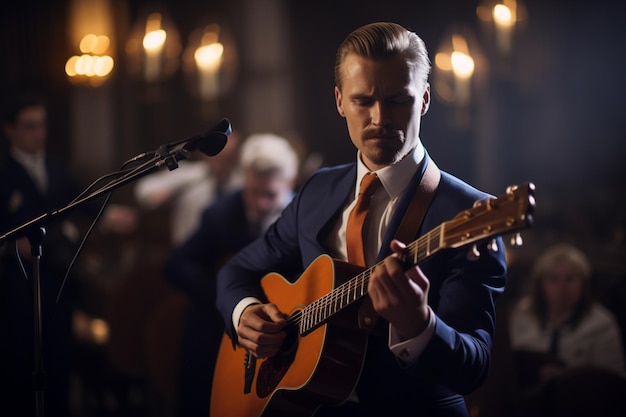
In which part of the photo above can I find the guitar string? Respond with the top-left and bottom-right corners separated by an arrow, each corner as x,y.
284,197 -> 519,334
284,224 -> 445,334
286,197 -> 521,331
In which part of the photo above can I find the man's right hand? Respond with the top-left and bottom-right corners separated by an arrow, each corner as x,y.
236,303 -> 287,358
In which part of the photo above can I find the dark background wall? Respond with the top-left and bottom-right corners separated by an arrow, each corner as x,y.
1,0 -> 626,414
1,0 -> 625,302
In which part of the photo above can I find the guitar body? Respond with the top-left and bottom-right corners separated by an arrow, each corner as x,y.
210,255 -> 368,417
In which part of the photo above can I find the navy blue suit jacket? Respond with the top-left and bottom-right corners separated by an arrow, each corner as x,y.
216,154 -> 507,416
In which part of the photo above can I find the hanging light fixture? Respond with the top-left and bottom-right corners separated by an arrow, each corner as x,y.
477,0 -> 528,57
65,0 -> 115,86
125,4 -> 182,83
433,26 -> 487,108
182,22 -> 238,102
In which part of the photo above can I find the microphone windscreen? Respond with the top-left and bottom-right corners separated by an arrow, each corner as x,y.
198,132 -> 228,156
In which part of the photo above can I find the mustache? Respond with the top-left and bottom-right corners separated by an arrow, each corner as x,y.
361,128 -> 402,140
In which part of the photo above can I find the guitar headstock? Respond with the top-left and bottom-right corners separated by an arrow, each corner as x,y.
441,182 -> 535,251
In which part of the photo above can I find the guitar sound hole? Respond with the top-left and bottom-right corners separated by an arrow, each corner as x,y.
280,319 -> 299,354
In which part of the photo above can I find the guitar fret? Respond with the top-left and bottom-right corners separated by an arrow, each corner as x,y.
323,296 -> 330,320
316,299 -> 323,323
330,290 -> 338,313
304,305 -> 311,331
300,309 -> 305,332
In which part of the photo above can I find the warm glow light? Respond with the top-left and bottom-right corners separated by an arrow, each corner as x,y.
493,4 -> 514,27
67,0 -> 115,86
79,34 -> 111,54
434,52 -> 452,71
65,56 -> 79,76
69,0 -> 114,47
80,34 -> 98,53
141,13 -> 167,82
76,54 -> 94,76
194,43 -> 224,70
451,34 -> 470,55
65,54 -> 113,78
143,29 -> 167,52
451,51 -> 475,79
93,55 -> 114,76
90,318 -> 109,345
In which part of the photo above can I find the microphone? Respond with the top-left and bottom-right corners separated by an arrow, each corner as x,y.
154,118 -> 232,171
182,118 -> 231,156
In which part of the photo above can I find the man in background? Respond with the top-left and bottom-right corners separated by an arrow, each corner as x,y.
134,131 -> 243,246
0,91 -> 136,416
163,133 -> 299,417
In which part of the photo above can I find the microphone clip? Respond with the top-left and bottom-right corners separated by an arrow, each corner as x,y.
155,143 -> 186,171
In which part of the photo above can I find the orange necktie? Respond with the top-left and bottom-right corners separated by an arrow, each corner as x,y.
346,173 -> 382,267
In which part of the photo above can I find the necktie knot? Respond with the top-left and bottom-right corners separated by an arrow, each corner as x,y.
358,173 -> 381,198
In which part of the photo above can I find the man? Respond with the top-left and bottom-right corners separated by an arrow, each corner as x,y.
134,131 -> 243,245
0,91 -> 136,416
215,22 -> 507,416
163,133 -> 299,417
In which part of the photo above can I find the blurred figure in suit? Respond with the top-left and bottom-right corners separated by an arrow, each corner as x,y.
0,91 -> 136,416
163,133 -> 299,417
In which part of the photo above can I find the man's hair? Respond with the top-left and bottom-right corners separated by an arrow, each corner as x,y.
240,133 -> 299,181
3,91 -> 46,125
334,22 -> 431,91
528,243 -> 594,328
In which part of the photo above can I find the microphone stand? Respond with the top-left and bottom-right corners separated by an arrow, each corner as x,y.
0,142 -> 197,417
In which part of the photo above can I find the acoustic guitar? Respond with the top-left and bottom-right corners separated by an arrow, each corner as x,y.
211,182 -> 535,417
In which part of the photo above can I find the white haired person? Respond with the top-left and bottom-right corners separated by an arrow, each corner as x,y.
163,133 -> 299,417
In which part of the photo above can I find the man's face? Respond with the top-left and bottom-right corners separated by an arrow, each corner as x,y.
243,169 -> 292,222
3,105 -> 47,155
335,53 -> 430,171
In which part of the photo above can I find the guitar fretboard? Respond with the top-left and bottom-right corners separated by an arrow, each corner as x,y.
292,225 -> 445,335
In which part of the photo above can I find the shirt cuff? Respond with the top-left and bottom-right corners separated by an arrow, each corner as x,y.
232,297 -> 262,329
389,306 -> 436,365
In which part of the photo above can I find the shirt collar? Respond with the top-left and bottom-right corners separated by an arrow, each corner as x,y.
355,140 -> 425,199
11,147 -> 45,168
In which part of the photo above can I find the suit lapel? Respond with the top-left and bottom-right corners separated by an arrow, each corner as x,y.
313,164 -> 357,246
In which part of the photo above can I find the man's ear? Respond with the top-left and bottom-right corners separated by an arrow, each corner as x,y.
421,84 -> 431,115
335,86 -> 345,117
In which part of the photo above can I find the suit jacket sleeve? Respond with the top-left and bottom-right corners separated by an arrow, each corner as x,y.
406,173 -> 507,394
215,165 -> 354,340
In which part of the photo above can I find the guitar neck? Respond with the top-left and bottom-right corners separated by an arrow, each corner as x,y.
297,182 -> 535,336
299,226 -> 444,335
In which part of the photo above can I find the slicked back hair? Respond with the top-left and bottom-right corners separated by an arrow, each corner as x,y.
334,22 -> 431,91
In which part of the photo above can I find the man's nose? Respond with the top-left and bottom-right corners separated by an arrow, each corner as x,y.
370,101 -> 391,127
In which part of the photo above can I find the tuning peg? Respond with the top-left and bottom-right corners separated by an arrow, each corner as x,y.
510,233 -> 523,247
488,239 -> 499,253
467,244 -> 480,261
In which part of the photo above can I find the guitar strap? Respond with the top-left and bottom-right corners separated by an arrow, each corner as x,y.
357,157 -> 441,335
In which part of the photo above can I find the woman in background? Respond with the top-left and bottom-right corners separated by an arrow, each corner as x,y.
509,243 -> 625,387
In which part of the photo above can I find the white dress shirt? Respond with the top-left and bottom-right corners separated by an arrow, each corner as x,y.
326,142 -> 435,365
11,147 -> 47,193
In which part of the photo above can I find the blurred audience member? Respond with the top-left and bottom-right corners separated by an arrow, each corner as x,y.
134,131 -> 242,245
509,243 -> 625,391
163,133 -> 299,417
0,91 -> 136,417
